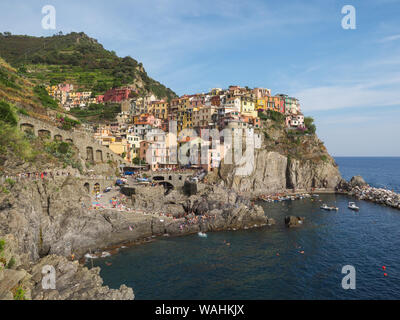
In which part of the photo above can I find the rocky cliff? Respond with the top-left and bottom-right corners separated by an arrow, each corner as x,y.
216,119 -> 342,195
0,176 -> 272,300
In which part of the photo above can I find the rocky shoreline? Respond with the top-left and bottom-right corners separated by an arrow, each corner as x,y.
0,176 -> 273,300
349,186 -> 400,210
1,168 -> 397,300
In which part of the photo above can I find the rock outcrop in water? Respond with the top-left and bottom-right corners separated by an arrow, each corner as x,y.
284,216 -> 305,228
349,176 -> 368,188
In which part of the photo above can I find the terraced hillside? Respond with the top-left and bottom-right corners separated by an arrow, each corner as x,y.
0,32 -> 177,99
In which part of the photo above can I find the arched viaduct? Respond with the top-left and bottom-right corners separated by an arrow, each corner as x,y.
145,172 -> 193,188
18,115 -> 129,165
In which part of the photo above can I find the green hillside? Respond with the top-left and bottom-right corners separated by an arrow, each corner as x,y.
0,32 -> 177,99
0,56 -> 59,113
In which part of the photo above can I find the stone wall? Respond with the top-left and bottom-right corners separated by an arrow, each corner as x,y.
18,115 -> 129,165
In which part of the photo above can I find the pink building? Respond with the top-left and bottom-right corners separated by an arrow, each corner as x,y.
97,95 -> 104,104
59,83 -> 73,92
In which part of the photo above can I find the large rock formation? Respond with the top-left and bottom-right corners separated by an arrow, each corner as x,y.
0,235 -> 133,300
349,176 -> 368,188
284,216 -> 305,228
0,176 -> 273,300
217,123 -> 342,195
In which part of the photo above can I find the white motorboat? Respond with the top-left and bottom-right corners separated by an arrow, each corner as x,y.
198,232 -> 208,238
348,202 -> 360,211
320,204 -> 339,211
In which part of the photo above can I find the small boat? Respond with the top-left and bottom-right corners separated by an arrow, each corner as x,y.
198,232 -> 208,238
320,204 -> 339,211
348,202 -> 360,211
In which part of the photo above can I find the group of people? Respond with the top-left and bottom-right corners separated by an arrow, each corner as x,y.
178,211 -> 217,230
1,170 -> 119,184
4,171 -> 72,181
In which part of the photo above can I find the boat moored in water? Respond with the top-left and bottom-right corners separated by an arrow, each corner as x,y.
348,202 -> 360,211
320,203 -> 339,211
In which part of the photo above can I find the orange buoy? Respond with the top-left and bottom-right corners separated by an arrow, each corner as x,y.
384,273 -> 388,277
382,266 -> 386,270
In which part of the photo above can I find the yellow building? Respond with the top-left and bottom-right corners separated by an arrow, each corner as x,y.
176,96 -> 192,132
149,100 -> 169,120
256,98 -> 266,111
240,97 -> 258,118
109,138 -> 129,161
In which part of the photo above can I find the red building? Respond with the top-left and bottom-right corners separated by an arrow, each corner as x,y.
210,95 -> 221,107
103,88 -> 131,103
140,141 -> 150,162
96,95 -> 104,104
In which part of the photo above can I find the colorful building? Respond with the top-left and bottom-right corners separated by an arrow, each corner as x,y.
103,87 -> 131,103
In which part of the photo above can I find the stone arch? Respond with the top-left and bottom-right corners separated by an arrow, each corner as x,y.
86,147 -> 94,161
38,129 -> 51,140
65,138 -> 73,143
96,150 -> 103,162
84,183 -> 90,193
153,176 -> 165,181
169,175 -> 172,180
54,134 -> 63,141
20,123 -> 35,134
158,181 -> 174,195
178,175 -> 182,180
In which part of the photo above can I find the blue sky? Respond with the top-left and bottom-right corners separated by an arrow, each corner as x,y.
1,0 -> 400,156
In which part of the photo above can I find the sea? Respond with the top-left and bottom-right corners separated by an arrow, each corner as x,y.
87,157 -> 400,299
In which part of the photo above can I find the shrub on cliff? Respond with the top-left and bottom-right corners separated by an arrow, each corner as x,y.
0,100 -> 18,126
13,286 -> 26,300
258,110 -> 285,123
57,114 -> 81,130
33,85 -> 58,109
0,121 -> 34,161
304,117 -> 316,134
0,239 -> 5,252
44,141 -> 82,172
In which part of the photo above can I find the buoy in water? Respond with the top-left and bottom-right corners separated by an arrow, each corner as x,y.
382,266 -> 386,270
384,273 -> 388,277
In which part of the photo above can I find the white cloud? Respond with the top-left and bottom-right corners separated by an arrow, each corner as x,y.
296,82 -> 400,112
380,34 -> 400,42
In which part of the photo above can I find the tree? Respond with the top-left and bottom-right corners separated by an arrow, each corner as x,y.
304,117 -> 316,134
0,101 -> 18,126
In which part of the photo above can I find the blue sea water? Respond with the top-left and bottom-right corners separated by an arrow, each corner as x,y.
335,157 -> 400,193
89,157 -> 400,299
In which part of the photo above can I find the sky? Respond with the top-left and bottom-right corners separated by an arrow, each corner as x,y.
0,0 -> 400,156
